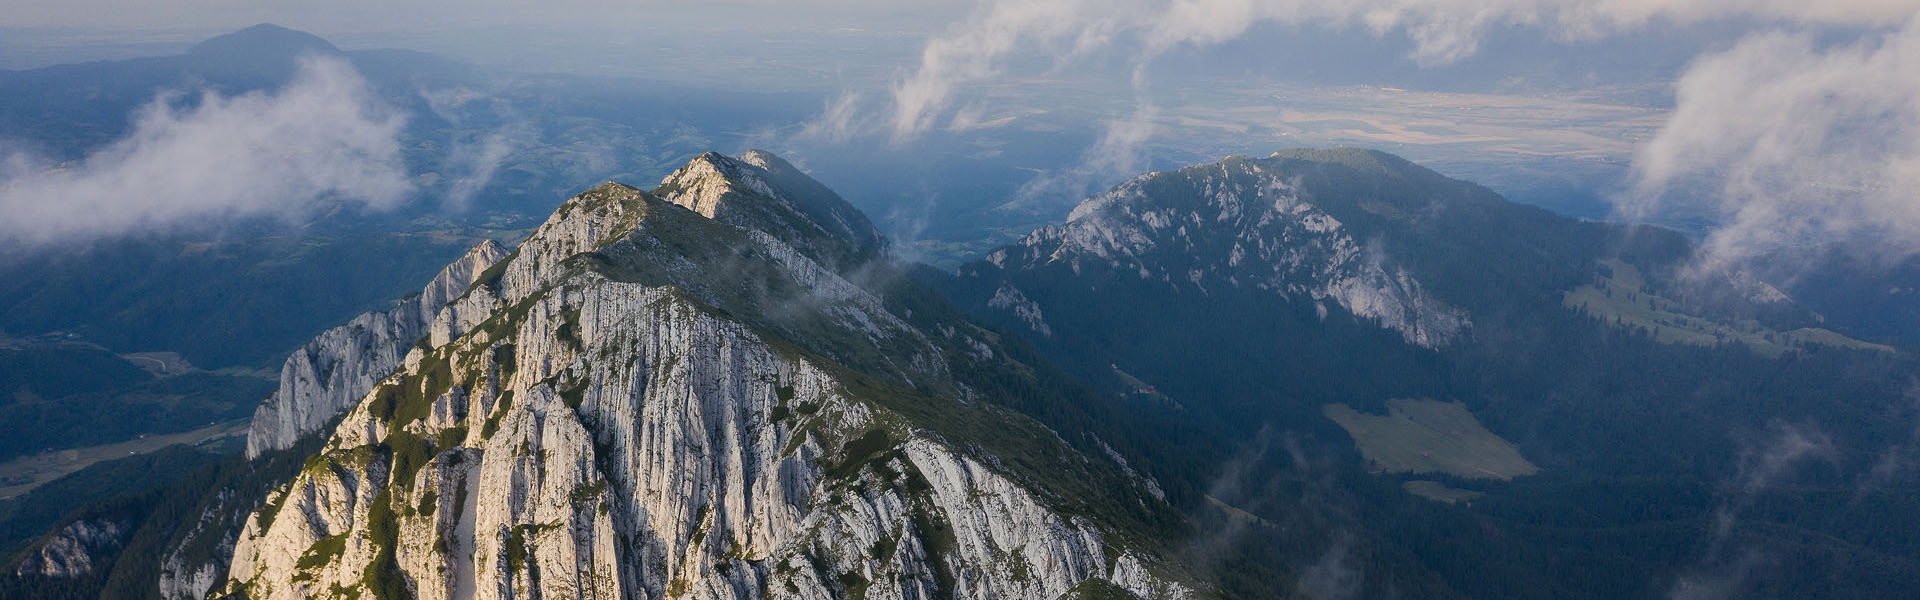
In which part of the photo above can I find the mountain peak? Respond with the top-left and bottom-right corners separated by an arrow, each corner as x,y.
654,150 -> 884,269
738,149 -> 886,247
992,146 -> 1475,348
581,180 -> 643,201
657,152 -> 760,219
1064,147 -> 1486,225
1270,146 -> 1408,168
738,148 -> 805,175
186,24 -> 341,59
209,144 -> 1195,599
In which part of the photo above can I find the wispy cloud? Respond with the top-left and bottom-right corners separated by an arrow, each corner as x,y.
1009,97 -> 1161,207
0,55 -> 409,246
444,131 -> 514,210
1862,381 -> 1920,488
1667,422 -> 1836,600
795,91 -> 869,144
1629,15 -> 1920,272
790,0 -> 1919,223
1296,533 -> 1364,600
420,85 -> 527,210
877,0 -> 1918,142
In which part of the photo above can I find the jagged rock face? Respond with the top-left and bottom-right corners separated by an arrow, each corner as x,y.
159,561 -> 224,600
973,151 -> 1469,348
247,240 -> 509,458
216,152 -> 1190,600
157,489 -> 245,600
14,518 -> 126,578
987,283 -> 1051,338
656,151 -> 884,272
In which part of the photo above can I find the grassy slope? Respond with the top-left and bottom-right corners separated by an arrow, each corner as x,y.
1400,481 -> 1483,504
1564,259 -> 1891,357
1323,399 -> 1538,480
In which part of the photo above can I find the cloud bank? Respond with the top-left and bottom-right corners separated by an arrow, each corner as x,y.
1630,15 -> 1920,270
794,0 -> 1920,223
0,55 -> 410,246
882,0 -> 1919,141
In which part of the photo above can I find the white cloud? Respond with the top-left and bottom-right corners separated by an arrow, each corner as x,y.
443,131 -> 514,210
1009,93 -> 1163,205
1087,99 -> 1159,178
1629,15 -> 1920,270
839,0 -> 1920,276
796,91 -> 869,144
0,55 -> 410,246
880,0 -> 1920,141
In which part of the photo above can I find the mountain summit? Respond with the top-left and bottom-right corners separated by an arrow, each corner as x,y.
967,148 -> 1484,349
174,151 -> 1198,600
185,24 -> 343,60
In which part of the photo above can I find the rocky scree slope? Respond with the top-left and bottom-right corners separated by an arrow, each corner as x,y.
214,151 -> 1195,600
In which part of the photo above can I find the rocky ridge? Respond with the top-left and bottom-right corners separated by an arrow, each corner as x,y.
215,151 -> 1194,600
974,151 -> 1469,348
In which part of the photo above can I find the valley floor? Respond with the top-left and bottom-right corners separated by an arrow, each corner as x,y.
0,419 -> 247,499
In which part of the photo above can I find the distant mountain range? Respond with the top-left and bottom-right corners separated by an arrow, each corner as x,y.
4,146 -> 1915,600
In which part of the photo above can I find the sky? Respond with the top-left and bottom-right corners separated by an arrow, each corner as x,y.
4,0 -> 1920,268
1,1 -> 968,42
828,0 -> 1920,269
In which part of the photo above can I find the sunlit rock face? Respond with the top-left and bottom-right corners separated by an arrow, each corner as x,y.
214,151 -> 1192,600
246,239 -> 509,458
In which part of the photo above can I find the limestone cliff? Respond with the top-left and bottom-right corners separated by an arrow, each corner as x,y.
246,240 -> 510,458
214,152 -> 1195,600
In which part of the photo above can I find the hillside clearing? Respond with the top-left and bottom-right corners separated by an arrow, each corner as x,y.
1563,259 -> 1890,357
1324,399 -> 1537,480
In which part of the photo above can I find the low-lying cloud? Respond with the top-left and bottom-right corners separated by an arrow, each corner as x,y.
0,54 -> 410,246
1630,16 -> 1920,272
